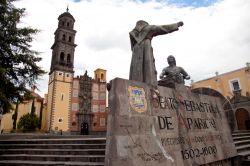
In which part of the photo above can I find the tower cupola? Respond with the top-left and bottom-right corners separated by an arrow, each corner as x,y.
50,8 -> 77,74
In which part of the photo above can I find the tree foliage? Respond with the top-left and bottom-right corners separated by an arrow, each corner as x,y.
38,99 -> 43,129
30,98 -> 35,116
12,101 -> 18,130
0,0 -> 46,114
17,113 -> 39,132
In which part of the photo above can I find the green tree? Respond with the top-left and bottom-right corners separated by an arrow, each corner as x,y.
30,98 -> 35,116
17,113 -> 39,132
0,0 -> 46,114
12,100 -> 18,130
38,99 -> 43,129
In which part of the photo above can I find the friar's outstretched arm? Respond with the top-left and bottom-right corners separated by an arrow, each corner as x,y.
151,21 -> 184,37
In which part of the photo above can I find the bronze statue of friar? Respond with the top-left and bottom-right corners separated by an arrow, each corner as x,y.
129,20 -> 184,88
108,20 -> 184,91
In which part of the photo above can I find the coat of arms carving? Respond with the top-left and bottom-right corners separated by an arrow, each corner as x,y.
128,86 -> 147,113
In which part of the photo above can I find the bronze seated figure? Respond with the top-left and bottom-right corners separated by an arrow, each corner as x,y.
158,55 -> 190,88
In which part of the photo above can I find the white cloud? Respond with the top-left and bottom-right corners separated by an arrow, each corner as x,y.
14,0 -> 250,96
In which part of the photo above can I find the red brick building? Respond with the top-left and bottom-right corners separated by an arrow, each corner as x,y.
70,69 -> 107,134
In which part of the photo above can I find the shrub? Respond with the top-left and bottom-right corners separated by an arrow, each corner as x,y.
17,113 -> 39,132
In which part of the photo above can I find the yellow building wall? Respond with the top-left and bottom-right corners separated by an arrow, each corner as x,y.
47,71 -> 72,132
41,105 -> 47,131
16,101 -> 30,126
192,67 -> 250,98
47,73 -> 54,131
16,100 -> 41,124
0,113 -> 13,133
52,81 -> 72,131
0,97 -> 43,133
34,100 -> 42,119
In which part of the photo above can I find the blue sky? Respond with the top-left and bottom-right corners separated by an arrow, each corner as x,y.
165,0 -> 218,7
74,0 -> 219,7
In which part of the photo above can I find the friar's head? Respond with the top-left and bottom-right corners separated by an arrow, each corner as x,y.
134,20 -> 148,32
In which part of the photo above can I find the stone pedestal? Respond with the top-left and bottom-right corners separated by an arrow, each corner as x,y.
105,78 -> 237,166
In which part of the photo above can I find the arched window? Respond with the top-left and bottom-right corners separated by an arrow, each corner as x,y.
67,54 -> 71,63
60,52 -> 64,61
62,21 -> 65,26
67,22 -> 70,27
70,21 -> 73,28
62,34 -> 66,41
69,36 -> 72,42
101,73 -> 104,80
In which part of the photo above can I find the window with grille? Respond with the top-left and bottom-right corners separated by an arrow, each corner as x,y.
229,79 -> 241,92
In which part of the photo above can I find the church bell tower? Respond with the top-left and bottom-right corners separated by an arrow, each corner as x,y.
47,7 -> 77,132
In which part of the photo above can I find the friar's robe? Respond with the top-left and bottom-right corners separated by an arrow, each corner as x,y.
129,23 -> 179,87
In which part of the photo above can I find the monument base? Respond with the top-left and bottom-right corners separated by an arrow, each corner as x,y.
105,78 -> 237,166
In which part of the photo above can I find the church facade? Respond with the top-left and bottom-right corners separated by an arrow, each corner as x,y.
70,69 -> 107,134
46,9 -> 107,134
